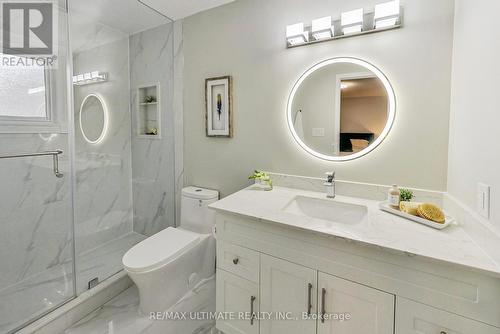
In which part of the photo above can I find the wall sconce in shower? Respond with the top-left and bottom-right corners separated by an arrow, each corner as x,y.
73,71 -> 108,86
285,0 -> 402,48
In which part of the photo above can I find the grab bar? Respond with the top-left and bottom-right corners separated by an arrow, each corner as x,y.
0,149 -> 64,178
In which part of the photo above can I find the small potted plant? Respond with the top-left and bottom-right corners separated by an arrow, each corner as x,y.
248,170 -> 273,191
399,188 -> 414,202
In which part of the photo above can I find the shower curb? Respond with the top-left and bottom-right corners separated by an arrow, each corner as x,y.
17,271 -> 133,334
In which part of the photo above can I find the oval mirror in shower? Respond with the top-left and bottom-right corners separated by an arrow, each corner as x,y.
79,93 -> 108,144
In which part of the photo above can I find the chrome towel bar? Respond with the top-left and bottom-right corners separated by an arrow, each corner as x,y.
0,149 -> 64,178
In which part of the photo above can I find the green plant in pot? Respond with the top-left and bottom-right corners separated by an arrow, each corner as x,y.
249,170 -> 273,191
400,188 -> 414,202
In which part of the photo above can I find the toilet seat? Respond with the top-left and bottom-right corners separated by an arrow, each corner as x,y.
123,227 -> 203,273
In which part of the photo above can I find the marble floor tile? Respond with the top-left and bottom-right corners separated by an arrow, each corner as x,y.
65,277 -> 218,334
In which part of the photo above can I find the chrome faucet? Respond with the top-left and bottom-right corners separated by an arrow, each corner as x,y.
324,172 -> 335,199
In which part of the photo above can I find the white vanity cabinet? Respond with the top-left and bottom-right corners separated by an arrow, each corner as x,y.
260,254 -> 317,334
218,251 -> 394,334
216,270 -> 259,334
396,298 -> 500,334
318,273 -> 394,334
214,212 -> 500,334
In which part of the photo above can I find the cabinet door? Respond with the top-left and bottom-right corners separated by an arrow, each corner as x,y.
260,254 -> 317,334
318,272 -> 395,334
216,269 -> 259,334
396,297 -> 500,334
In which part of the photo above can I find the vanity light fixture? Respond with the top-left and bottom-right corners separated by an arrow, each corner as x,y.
285,1 -> 402,48
311,16 -> 334,41
374,0 -> 400,29
286,23 -> 309,46
341,8 -> 364,35
73,71 -> 108,86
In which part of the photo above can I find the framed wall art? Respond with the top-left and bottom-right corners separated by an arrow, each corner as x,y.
205,76 -> 233,137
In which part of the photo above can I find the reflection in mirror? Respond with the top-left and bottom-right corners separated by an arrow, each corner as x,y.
79,94 -> 108,144
288,58 -> 395,161
338,76 -> 387,154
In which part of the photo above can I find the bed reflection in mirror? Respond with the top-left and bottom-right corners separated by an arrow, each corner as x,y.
338,77 -> 387,155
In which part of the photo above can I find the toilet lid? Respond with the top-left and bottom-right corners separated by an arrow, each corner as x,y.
123,227 -> 201,272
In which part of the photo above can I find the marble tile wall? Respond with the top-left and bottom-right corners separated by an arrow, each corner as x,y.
130,23 -> 177,236
73,37 -> 134,291
0,4 -> 76,330
0,134 -> 74,333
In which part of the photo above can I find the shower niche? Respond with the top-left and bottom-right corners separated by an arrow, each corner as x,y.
136,84 -> 161,138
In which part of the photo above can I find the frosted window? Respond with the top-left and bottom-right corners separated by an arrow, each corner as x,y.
0,56 -> 48,119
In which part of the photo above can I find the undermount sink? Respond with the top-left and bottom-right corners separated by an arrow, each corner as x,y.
282,195 -> 368,224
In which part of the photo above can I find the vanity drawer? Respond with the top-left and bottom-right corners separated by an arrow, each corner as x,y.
217,241 -> 260,283
396,297 -> 500,334
216,269 -> 260,334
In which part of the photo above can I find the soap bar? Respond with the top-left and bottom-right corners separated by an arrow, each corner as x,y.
399,201 -> 420,216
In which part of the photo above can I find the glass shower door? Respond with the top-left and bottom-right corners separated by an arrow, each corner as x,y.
0,1 -> 76,333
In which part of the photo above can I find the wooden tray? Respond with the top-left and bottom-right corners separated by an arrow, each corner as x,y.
379,202 -> 454,230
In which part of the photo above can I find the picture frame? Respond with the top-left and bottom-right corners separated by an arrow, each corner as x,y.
205,76 -> 233,137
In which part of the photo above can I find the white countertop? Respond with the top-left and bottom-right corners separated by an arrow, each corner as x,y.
209,186 -> 500,278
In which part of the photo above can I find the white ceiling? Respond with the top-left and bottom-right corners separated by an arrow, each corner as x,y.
139,0 -> 235,20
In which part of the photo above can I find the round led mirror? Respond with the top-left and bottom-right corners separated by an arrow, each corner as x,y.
79,93 -> 108,144
287,57 -> 396,161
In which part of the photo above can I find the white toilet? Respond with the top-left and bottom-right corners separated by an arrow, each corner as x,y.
122,186 -> 219,314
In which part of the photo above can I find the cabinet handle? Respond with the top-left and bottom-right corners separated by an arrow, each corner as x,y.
440,332 -> 447,334
321,288 -> 326,323
233,257 -> 239,265
250,296 -> 256,325
307,283 -> 313,316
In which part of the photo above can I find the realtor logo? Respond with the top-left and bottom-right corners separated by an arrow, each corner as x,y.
2,1 -> 56,55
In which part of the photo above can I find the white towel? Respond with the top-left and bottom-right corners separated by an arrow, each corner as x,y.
294,110 -> 304,140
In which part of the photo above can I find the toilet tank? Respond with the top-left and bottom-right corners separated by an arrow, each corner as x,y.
180,186 -> 219,234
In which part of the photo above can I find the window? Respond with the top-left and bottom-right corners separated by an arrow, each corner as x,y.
0,55 -> 66,133
0,56 -> 49,120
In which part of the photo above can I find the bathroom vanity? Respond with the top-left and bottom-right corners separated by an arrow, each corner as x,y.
210,186 -> 500,334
